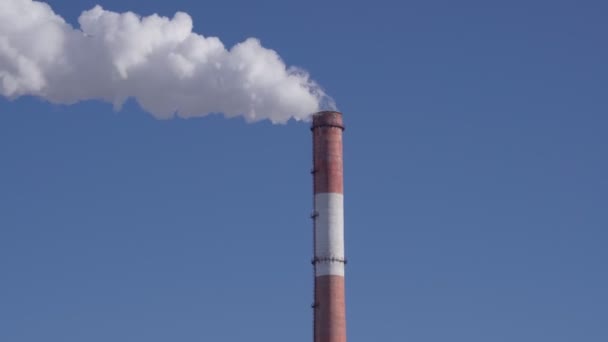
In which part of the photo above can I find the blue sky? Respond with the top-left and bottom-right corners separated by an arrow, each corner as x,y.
1,0 -> 607,341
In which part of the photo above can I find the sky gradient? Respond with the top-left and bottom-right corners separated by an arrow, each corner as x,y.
1,1 -> 607,341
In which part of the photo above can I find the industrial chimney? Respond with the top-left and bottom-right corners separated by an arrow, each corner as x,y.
311,111 -> 346,342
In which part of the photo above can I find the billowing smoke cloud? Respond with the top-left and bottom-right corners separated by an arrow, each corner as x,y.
0,0 -> 334,123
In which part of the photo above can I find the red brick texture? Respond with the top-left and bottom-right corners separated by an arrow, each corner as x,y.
312,111 -> 344,195
314,275 -> 347,342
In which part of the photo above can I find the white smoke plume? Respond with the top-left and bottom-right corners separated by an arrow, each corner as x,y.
0,0 -> 334,123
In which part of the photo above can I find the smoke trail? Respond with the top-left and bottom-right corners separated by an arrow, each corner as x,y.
0,0 -> 334,123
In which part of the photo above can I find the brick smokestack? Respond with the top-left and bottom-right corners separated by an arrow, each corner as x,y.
311,111 -> 346,342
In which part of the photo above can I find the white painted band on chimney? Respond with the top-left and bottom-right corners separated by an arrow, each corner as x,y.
314,192 -> 345,277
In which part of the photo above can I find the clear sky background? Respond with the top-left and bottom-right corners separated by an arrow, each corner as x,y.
1,0 -> 607,341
